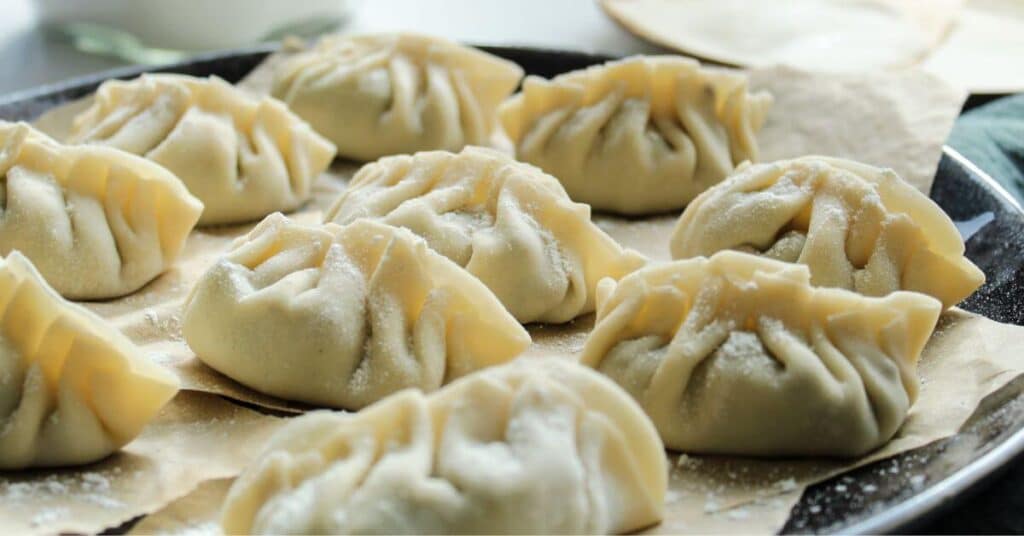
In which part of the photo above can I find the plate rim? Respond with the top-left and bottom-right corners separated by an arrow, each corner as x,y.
842,147 -> 1024,534
0,44 -> 1021,536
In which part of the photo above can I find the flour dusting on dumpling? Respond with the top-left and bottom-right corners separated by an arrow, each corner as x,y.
0,251 -> 179,469
670,156 -> 985,308
0,121 -> 201,299
69,74 -> 335,225
220,358 -> 666,534
182,213 -> 530,409
581,251 -> 941,457
325,146 -> 647,323
271,33 -> 523,161
499,55 -> 772,215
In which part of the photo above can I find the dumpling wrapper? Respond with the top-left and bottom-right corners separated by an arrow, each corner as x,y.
0,251 -> 179,470
182,213 -> 531,409
921,0 -> 1024,94
499,55 -> 772,214
220,358 -> 666,535
68,74 -> 336,226
325,146 -> 647,323
670,156 -> 985,309
599,0 -> 962,72
0,121 -> 202,300
581,251 -> 942,458
270,33 -> 524,161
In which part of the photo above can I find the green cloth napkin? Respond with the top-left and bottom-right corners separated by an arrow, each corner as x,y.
948,94 -> 1024,202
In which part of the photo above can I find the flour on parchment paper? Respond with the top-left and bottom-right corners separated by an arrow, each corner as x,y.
0,393 -> 284,535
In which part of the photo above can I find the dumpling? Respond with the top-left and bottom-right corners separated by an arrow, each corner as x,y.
498,55 -> 772,215
270,33 -> 524,161
669,156 -> 985,308
221,358 -> 666,535
0,121 -> 202,300
181,213 -> 531,409
580,251 -> 942,457
0,251 -> 179,469
68,74 -> 336,225
324,146 -> 647,323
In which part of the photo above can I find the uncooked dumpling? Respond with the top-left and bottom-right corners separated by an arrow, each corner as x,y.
0,251 -> 179,469
0,121 -> 202,300
498,55 -> 772,214
221,358 -> 666,534
324,146 -> 647,323
270,33 -> 524,161
69,74 -> 336,225
581,251 -> 942,457
670,156 -> 985,309
182,213 -> 531,409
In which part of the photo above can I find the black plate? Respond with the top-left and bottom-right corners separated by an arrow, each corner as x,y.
2,45 -> 1022,535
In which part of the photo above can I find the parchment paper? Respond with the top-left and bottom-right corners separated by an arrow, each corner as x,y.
0,392 -> 284,535
115,310 -> 1024,535
750,65 -> 967,194
20,50 -> 1006,534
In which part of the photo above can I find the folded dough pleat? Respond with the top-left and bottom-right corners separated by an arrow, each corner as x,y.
269,33 -> 524,161
325,147 -> 647,324
69,74 -> 336,225
581,251 -> 942,457
0,251 -> 179,469
670,156 -> 986,308
499,55 -> 772,214
221,358 -> 666,535
0,121 -> 202,300
182,214 -> 531,409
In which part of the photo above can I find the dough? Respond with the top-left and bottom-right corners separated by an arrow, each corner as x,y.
0,121 -> 202,299
670,156 -> 985,308
221,358 -> 666,534
0,251 -> 179,469
271,33 -> 523,161
182,213 -> 531,409
69,74 -> 336,225
499,55 -> 771,214
325,146 -> 647,323
581,251 -> 942,457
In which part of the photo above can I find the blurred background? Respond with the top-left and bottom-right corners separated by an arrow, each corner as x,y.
0,0 -> 661,95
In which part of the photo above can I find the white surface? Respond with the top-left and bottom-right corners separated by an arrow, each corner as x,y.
0,0 -> 660,96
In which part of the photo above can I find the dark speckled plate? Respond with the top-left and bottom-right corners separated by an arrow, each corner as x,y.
1,45 -> 1022,535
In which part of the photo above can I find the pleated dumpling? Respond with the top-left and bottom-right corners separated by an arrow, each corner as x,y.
499,55 -> 772,215
0,121 -> 202,300
581,251 -> 942,457
221,358 -> 666,535
271,33 -> 524,161
670,156 -> 985,309
325,146 -> 647,323
0,252 -> 179,469
182,213 -> 531,409
69,74 -> 336,225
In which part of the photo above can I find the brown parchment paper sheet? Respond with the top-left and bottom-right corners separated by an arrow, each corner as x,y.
116,310 -> 1024,535
20,55 -> 1011,535
0,392 -> 284,535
